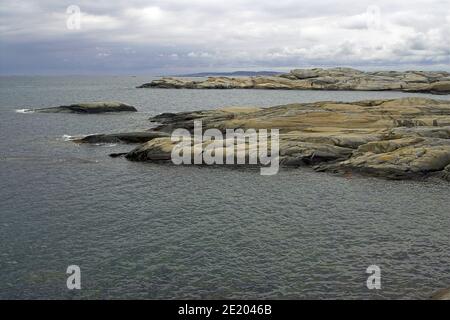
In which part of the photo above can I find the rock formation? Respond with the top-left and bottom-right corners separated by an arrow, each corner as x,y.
73,131 -> 169,144
116,97 -> 450,180
137,67 -> 450,94
34,102 -> 137,114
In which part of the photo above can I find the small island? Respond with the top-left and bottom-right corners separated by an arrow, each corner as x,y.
33,102 -> 137,114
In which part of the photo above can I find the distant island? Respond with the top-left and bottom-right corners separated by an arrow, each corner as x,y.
172,71 -> 283,77
140,67 -> 450,94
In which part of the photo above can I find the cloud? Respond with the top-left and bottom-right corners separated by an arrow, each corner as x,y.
0,0 -> 449,74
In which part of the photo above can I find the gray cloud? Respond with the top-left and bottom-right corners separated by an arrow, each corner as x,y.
1,0 -> 449,74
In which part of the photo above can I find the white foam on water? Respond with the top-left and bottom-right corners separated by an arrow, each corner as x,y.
62,134 -> 79,141
96,143 -> 118,147
15,109 -> 34,113
63,135 -> 117,146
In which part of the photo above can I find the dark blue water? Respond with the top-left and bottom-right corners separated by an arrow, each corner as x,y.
0,76 -> 449,299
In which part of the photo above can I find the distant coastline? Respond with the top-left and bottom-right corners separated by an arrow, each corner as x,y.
172,71 -> 283,77
141,67 -> 450,94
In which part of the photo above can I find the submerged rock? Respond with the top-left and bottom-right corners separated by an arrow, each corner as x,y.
138,68 -> 450,94
34,102 -> 137,114
443,164 -> 450,181
109,152 -> 128,158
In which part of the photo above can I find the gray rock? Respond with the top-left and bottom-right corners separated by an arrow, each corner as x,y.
290,68 -> 321,79
439,164 -> 450,181
109,152 -> 128,158
405,81 -> 450,94
34,102 -> 137,114
73,131 -> 169,144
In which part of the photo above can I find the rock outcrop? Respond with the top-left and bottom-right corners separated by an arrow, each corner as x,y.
73,131 -> 169,144
137,68 -> 450,94
34,102 -> 137,114
120,97 -> 450,180
431,287 -> 450,300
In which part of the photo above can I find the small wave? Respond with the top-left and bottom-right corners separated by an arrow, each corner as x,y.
62,134 -> 79,141
15,109 -> 34,113
95,143 -> 118,147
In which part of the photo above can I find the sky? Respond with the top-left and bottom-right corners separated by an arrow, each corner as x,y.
1,0 -> 449,75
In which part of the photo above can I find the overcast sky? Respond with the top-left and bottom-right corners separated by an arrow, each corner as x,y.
1,0 -> 449,74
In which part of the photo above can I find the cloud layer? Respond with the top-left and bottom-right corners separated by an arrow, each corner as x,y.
1,0 -> 449,74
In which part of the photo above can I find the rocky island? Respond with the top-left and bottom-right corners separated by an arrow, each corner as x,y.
76,97 -> 450,181
138,67 -> 450,94
33,102 -> 137,114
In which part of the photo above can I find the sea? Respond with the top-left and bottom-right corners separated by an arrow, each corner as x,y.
0,75 -> 449,299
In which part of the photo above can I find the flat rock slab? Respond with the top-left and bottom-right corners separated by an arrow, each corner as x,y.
34,102 -> 137,114
138,67 -> 450,94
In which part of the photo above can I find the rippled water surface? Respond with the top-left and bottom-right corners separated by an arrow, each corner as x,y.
0,76 -> 449,299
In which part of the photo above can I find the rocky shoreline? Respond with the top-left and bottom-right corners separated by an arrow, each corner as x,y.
138,67 -> 450,94
74,97 -> 450,181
